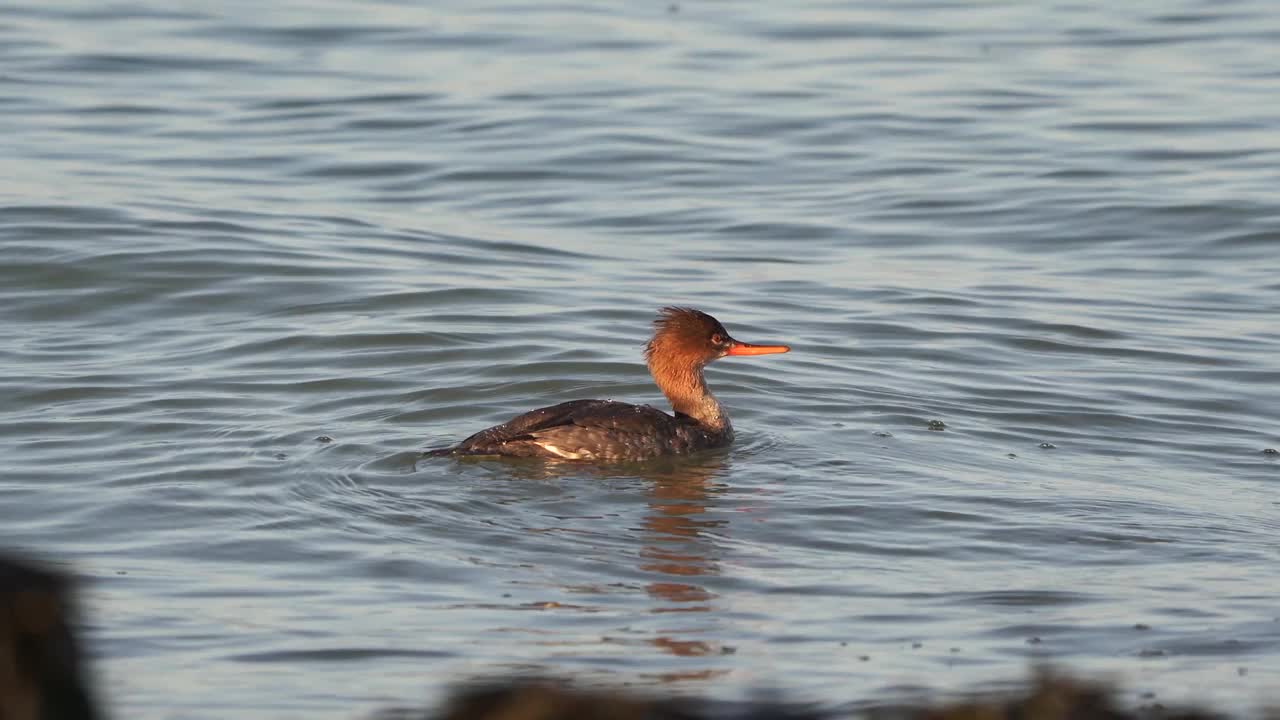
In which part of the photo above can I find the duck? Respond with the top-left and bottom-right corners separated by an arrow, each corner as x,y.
423,307 -> 789,462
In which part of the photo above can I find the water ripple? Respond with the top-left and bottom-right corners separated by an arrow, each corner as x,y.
3,0 -> 1280,717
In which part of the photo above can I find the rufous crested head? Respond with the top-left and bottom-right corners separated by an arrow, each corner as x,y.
644,307 -> 789,370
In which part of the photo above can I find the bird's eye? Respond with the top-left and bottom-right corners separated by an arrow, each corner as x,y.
710,333 -> 724,345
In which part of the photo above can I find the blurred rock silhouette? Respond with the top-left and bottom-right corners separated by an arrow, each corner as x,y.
393,672 -> 1229,720
0,552 -> 99,720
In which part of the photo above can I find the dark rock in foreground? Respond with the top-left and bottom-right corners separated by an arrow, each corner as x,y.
0,552 -> 99,720
395,673 -> 1230,720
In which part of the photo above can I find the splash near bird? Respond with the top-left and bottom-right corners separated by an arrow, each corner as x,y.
424,307 -> 790,462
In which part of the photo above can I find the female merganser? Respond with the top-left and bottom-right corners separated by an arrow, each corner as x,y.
424,307 -> 789,462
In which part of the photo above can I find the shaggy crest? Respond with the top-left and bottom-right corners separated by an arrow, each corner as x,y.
644,307 -> 729,367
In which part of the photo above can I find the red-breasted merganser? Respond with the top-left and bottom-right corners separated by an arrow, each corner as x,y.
424,307 -> 789,462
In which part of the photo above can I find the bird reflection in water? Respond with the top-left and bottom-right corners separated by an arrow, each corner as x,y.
637,453 -> 729,673
495,451 -> 735,679
645,455 -> 740,677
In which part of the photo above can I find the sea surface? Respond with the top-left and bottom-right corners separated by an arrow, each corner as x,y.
2,0 -> 1279,717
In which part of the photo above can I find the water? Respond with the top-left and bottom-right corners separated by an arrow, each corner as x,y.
3,0 -> 1279,717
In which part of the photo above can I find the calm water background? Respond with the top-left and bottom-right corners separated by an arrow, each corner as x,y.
3,0 -> 1279,717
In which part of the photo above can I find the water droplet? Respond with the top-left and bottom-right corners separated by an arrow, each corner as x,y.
927,420 -> 946,431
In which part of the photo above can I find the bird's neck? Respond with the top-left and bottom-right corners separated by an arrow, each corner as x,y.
650,362 -> 730,431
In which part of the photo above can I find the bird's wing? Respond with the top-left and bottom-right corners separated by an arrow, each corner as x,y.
449,399 -> 679,454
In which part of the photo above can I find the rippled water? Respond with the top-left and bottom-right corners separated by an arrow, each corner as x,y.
3,0 -> 1279,717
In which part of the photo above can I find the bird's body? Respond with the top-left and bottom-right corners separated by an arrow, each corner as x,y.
427,399 -> 731,463
424,308 -> 788,463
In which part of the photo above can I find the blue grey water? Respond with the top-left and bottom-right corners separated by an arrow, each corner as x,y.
2,0 -> 1278,717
